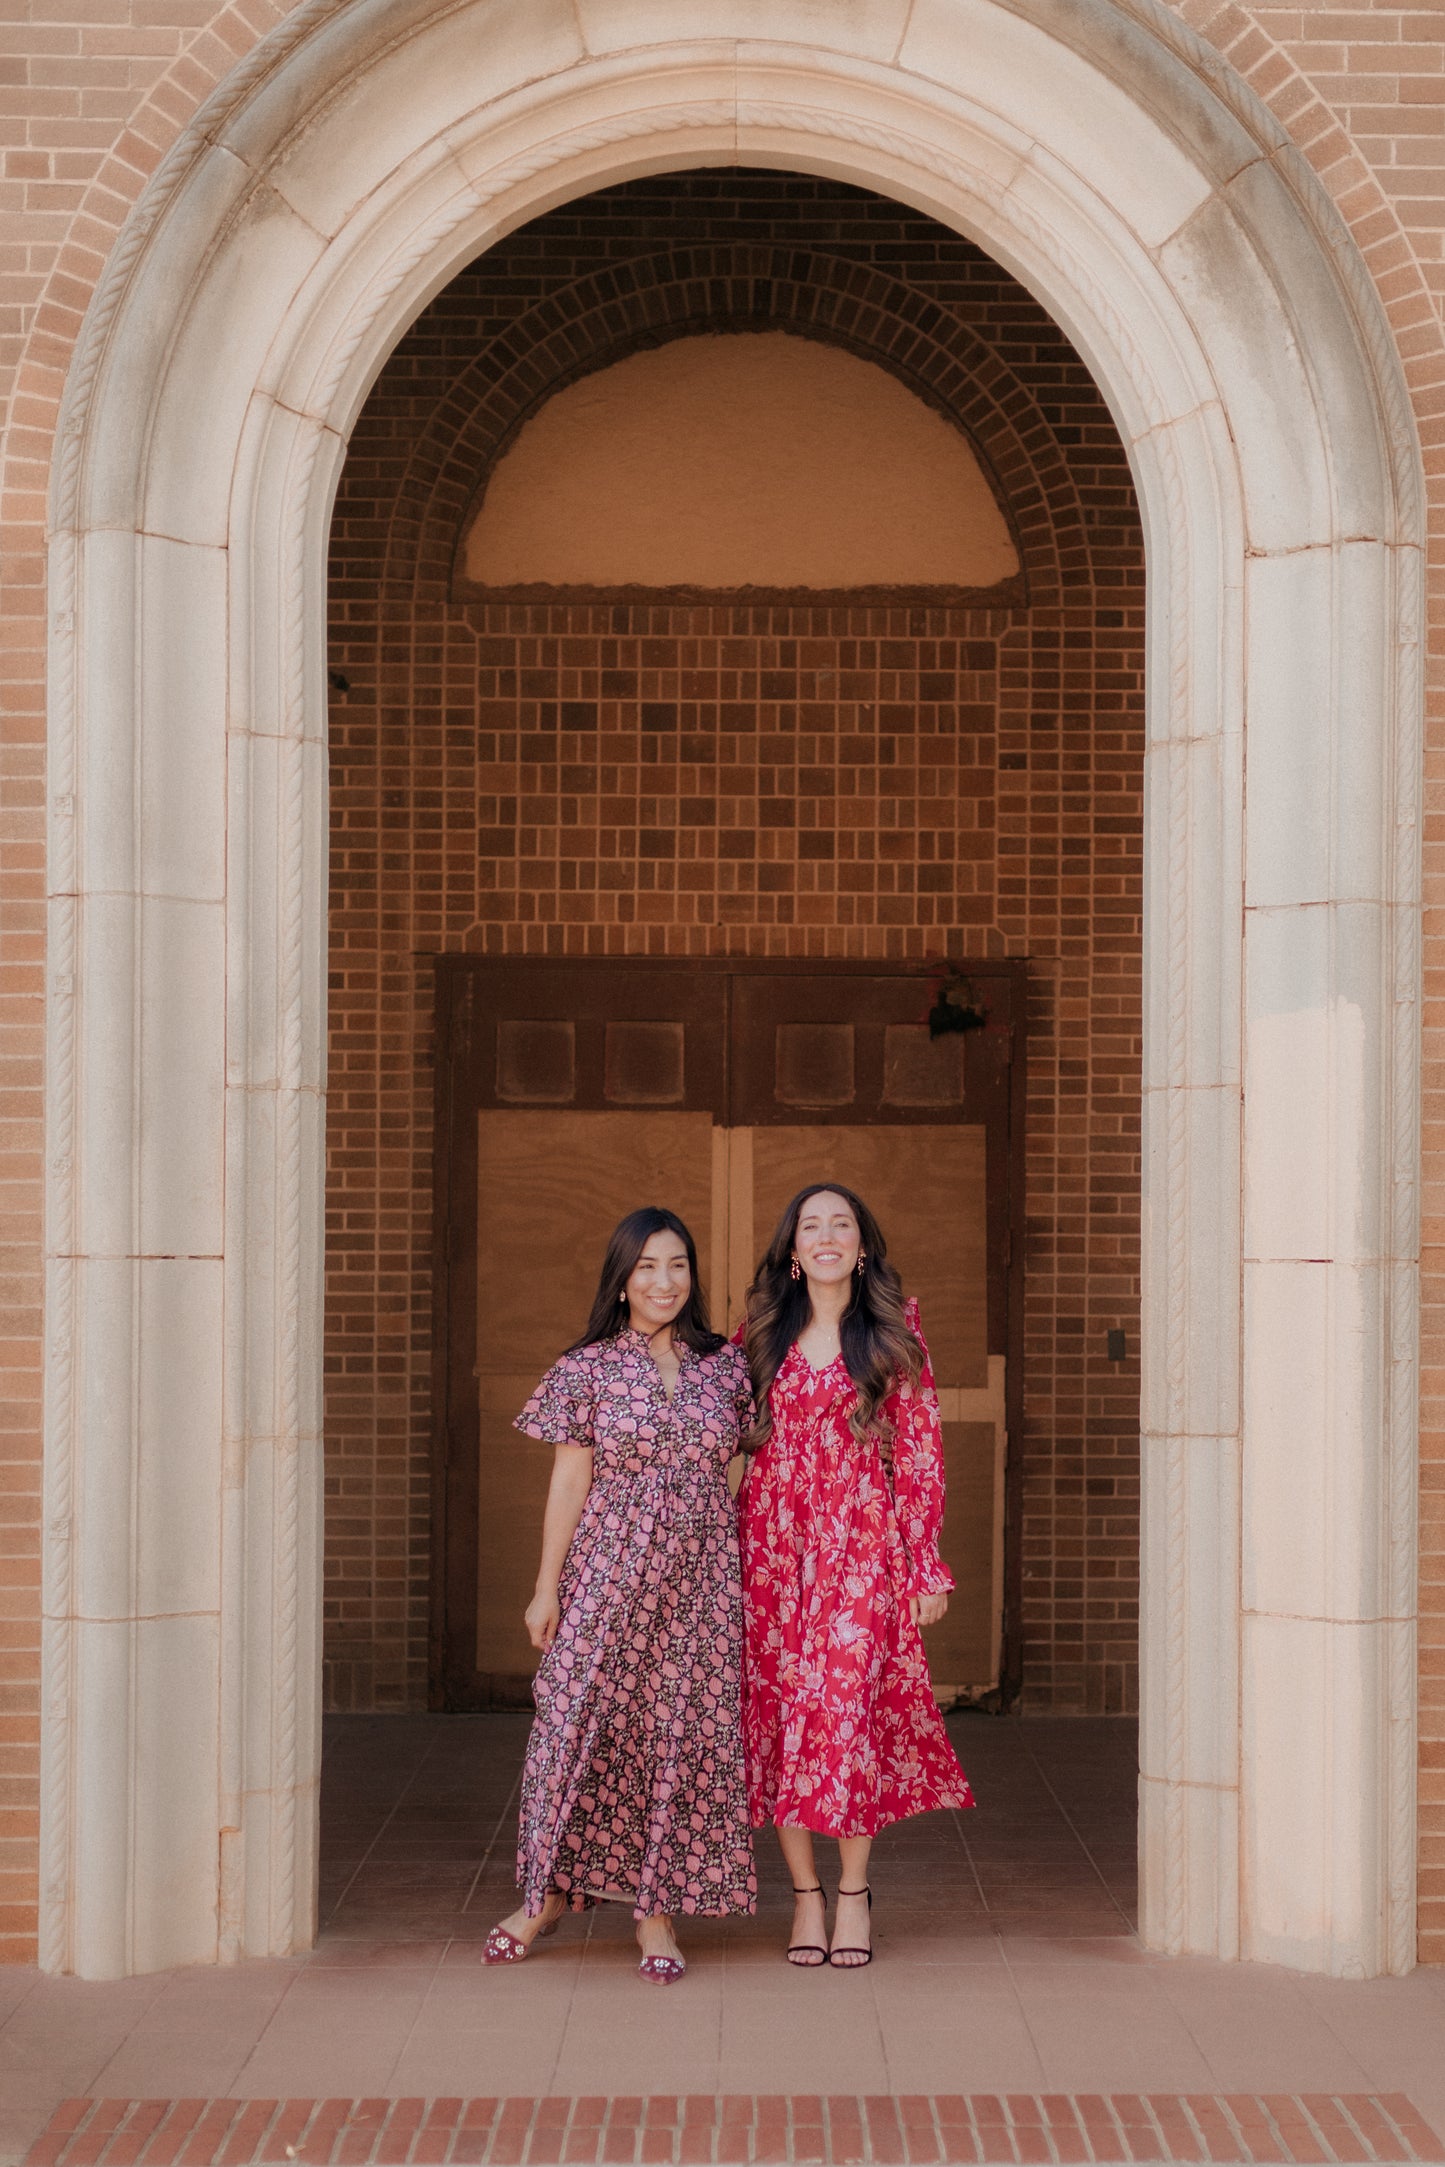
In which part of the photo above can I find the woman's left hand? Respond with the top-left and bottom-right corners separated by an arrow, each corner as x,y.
910,1591 -> 949,1629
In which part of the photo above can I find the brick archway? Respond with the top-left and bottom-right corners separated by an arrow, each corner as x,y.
372,245 -> 1086,608
43,0 -> 1422,1980
321,179 -> 1141,1719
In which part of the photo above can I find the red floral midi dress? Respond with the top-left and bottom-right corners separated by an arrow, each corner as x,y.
512,1330 -> 758,1919
739,1300 -> 974,1836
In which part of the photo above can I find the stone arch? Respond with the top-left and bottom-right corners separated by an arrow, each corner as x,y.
362,246 -> 1090,608
43,0 -> 1423,1984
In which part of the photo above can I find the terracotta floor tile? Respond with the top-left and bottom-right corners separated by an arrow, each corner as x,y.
881,2026 -> 1048,2095
306,1941 -> 450,1970
1146,1971 -> 1379,2095
1008,1990 -> 1215,2093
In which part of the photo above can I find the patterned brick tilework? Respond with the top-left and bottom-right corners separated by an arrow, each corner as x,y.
0,2 -> 1443,1966
324,173 -> 1147,1718
22,2095 -> 1445,2167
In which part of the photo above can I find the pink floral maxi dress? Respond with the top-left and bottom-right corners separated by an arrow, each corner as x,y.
739,1300 -> 975,1836
512,1330 -> 757,1918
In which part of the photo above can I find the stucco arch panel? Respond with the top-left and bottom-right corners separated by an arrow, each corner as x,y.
68,894 -> 137,1263
1242,1252 -> 1388,1627
145,195 -> 332,548
900,0 -> 1274,189
574,0 -> 914,62
71,527 -> 142,901
72,143 -> 261,537
1138,1413 -> 1241,1768
1161,187 -> 1389,552
256,0 -> 587,238
43,0 -> 1423,1981
139,536 -> 229,907
899,3 -> 1218,250
1242,1607 -> 1390,1975
265,134 -> 744,436
206,42 -> 1224,473
1135,400 -> 1243,762
988,145 -> 1230,449
1243,544 -> 1399,919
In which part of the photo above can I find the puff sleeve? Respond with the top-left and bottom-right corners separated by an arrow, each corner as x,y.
513,1348 -> 598,1448
886,1297 -> 955,1598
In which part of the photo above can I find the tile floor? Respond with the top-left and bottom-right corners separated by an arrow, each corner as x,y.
1,1716 -> 1442,2164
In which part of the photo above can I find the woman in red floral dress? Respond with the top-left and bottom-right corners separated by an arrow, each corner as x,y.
484,1206 -> 756,1983
738,1184 -> 973,1968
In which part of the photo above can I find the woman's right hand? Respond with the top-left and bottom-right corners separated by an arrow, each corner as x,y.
525,1588 -> 561,1651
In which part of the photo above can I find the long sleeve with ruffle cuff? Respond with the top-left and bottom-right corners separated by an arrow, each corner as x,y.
888,1298 -> 956,1599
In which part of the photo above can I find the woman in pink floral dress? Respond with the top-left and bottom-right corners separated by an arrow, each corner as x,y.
739,1184 -> 973,1969
484,1206 -> 756,1983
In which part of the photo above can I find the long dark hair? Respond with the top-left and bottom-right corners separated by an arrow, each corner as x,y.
568,1206 -> 724,1355
742,1183 -> 921,1453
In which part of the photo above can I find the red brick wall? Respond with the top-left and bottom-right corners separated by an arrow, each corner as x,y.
324,173 -> 1147,1716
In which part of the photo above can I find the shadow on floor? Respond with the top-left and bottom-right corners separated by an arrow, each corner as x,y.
317,1710 -> 1139,1947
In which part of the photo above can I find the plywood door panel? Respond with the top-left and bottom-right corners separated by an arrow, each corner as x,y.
747,1126 -> 988,1386
433,958 -> 1024,1709
745,1124 -> 1002,1694
939,1416 -> 1005,1688
473,1108 -> 716,1682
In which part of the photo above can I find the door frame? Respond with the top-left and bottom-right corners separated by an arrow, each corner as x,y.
428,954 -> 1030,1712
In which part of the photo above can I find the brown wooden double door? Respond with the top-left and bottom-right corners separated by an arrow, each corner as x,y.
431,960 -> 1025,1711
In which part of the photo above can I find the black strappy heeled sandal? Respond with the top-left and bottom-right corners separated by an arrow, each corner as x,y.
786,1883 -> 828,1967
829,1883 -> 873,1968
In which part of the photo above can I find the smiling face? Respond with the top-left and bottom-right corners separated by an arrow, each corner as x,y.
792,1189 -> 862,1290
624,1227 -> 692,1336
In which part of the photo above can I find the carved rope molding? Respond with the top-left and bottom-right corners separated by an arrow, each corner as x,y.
41,2 -> 1422,1973
1387,552 -> 1424,1977
271,403 -> 327,1953
39,535 -> 78,1975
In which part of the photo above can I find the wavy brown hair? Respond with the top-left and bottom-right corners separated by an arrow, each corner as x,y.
567,1206 -> 723,1356
741,1184 -> 921,1454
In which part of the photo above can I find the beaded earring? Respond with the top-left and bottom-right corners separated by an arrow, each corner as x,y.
790,1258 -> 801,1282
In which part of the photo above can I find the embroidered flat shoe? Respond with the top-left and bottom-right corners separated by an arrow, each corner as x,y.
483,1914 -> 560,1964
637,1952 -> 686,1983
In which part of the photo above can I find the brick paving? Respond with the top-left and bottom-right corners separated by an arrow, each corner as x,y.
22,2093 -> 1445,2167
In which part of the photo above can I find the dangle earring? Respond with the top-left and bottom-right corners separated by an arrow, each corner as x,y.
856,1253 -> 867,1276
790,1258 -> 801,1282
